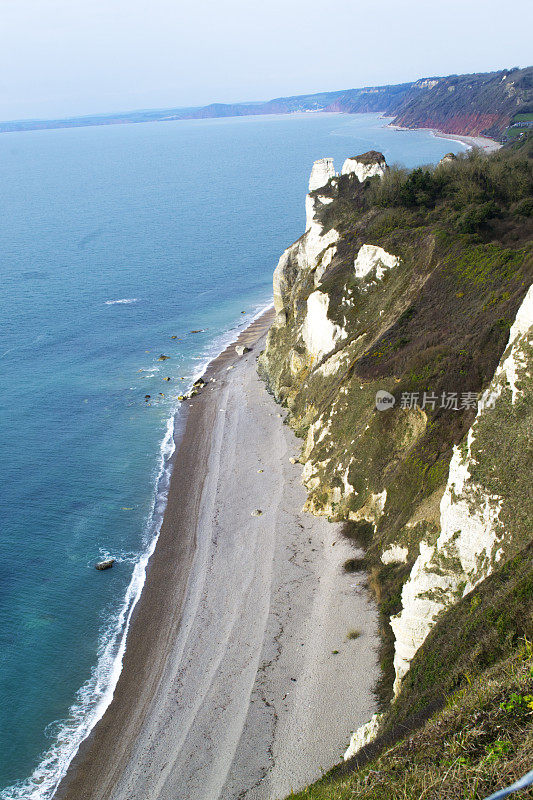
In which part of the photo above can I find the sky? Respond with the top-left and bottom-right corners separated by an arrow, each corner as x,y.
0,0 -> 531,121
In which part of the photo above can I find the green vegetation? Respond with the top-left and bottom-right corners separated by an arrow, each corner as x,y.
346,629 -> 362,640
366,137 -> 533,237
287,646 -> 532,800
286,546 -> 533,800
392,66 -> 533,139
260,134 -> 533,799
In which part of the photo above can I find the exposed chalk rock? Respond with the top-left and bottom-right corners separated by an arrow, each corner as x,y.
273,158 -> 342,324
308,157 -> 336,192
272,226 -> 339,323
341,151 -> 387,182
349,490 -> 388,528
303,223 -> 339,271
306,158 -> 336,230
354,244 -> 400,281
316,349 -> 348,377
344,713 -> 384,760
235,345 -> 251,356
381,545 -> 409,565
301,291 -> 347,360
439,152 -> 457,165
390,285 -> 533,696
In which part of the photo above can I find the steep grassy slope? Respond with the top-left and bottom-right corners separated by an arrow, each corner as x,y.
258,137 -> 532,797
392,67 -> 533,139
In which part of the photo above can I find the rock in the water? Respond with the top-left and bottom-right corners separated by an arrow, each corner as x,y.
158,354 -> 170,361
193,378 -> 206,388
235,345 -> 252,356
95,558 -> 115,571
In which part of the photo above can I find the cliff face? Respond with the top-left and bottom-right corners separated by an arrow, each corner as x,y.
259,140 -> 533,767
392,67 -> 533,139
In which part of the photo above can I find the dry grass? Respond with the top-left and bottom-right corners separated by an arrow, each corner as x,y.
286,642 -> 533,800
347,629 -> 362,641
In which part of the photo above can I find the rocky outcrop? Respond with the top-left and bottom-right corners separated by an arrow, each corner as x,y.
344,713 -> 384,760
354,244 -> 400,282
273,157 -> 342,327
95,558 -> 115,571
341,151 -> 387,182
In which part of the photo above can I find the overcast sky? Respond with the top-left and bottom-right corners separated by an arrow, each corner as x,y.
1,0 -> 531,121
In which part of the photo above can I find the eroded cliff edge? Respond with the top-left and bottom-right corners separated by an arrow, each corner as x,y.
258,138 -> 533,789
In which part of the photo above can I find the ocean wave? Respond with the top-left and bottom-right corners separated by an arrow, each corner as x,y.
0,416 -> 176,800
104,298 -> 139,305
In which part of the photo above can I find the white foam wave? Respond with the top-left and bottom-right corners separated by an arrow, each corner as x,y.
104,298 -> 139,305
0,417 -> 176,800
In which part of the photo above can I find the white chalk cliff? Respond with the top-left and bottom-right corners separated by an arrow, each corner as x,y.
390,284 -> 533,696
259,145 -> 532,776
354,244 -> 400,282
273,158 -> 341,327
301,291 -> 347,360
341,153 -> 387,182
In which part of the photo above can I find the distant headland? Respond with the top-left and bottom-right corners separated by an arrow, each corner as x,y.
1,66 -> 531,141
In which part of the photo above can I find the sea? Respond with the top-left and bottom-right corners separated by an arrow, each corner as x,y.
0,111 -> 467,798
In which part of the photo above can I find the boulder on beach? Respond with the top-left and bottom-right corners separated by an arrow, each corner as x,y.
95,558 -> 115,571
235,345 -> 252,356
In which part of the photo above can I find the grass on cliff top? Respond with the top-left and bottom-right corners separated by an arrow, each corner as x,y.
320,133 -> 533,245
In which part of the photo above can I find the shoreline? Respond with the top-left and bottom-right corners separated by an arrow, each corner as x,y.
387,121 -> 502,153
53,307 -> 277,799
55,307 -> 379,800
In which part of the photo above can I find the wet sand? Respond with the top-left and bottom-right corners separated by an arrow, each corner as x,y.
56,308 -> 378,800
388,122 -> 502,153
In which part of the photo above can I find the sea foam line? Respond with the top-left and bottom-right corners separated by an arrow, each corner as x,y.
0,298 -> 273,800
0,416 -> 176,800
104,298 -> 139,305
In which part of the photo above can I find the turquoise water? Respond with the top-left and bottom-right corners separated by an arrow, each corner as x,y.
0,112 -> 466,797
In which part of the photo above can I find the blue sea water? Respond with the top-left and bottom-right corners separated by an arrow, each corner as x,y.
0,112 -> 467,797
